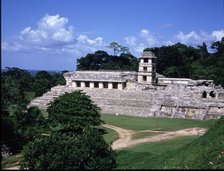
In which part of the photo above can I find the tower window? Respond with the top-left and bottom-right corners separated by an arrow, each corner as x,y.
143,76 -> 147,81
143,58 -> 148,63
143,67 -> 147,72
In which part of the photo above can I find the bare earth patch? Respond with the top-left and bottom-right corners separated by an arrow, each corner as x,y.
102,124 -> 207,150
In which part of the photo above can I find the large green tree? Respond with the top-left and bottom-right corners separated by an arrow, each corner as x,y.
2,67 -> 33,92
1,73 -> 47,154
47,91 -> 102,131
21,91 -> 117,169
144,39 -> 224,86
20,128 -> 116,170
77,50 -> 138,71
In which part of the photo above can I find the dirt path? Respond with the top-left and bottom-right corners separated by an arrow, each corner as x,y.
3,166 -> 19,170
102,124 -> 207,150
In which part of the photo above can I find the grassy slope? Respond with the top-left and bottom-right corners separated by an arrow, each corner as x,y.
99,126 -> 119,144
116,116 -> 224,169
101,114 -> 215,131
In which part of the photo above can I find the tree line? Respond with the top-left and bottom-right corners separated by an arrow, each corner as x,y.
77,38 -> 224,86
145,37 -> 224,86
1,68 -> 66,155
2,67 -> 66,97
1,68 -> 116,169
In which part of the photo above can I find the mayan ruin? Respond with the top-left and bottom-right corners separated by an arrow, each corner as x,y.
29,51 -> 224,120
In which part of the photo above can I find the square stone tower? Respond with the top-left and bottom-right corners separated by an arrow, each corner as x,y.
137,51 -> 157,85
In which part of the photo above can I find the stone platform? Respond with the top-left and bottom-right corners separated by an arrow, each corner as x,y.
28,85 -> 224,120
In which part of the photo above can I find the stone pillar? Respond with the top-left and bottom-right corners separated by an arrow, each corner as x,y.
90,82 -> 94,89
99,82 -> 103,89
118,83 -> 123,90
108,82 -> 113,89
81,82 -> 85,88
72,81 -> 77,88
137,76 -> 142,82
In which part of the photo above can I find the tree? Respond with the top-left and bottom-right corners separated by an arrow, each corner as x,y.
198,42 -> 209,59
77,50 -> 138,71
51,73 -> 66,86
3,67 -> 33,92
1,76 -> 28,111
11,107 -> 48,144
108,42 -> 121,56
107,42 -> 130,56
211,37 -> 224,58
1,73 -> 47,153
47,91 -> 103,132
33,71 -> 53,97
21,91 -> 117,169
20,129 -> 116,170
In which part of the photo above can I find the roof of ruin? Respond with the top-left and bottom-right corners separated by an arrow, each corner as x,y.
140,51 -> 156,59
64,71 -> 137,82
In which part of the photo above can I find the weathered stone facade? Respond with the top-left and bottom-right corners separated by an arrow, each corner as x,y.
29,51 -> 224,120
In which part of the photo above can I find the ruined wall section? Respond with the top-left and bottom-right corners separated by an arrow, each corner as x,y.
28,84 -> 224,120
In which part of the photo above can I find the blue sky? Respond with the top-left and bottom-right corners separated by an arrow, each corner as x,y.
2,0 -> 224,71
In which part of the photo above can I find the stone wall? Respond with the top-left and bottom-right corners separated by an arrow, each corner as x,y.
28,84 -> 224,120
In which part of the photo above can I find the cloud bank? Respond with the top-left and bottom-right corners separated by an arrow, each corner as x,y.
2,14 -> 105,56
124,29 -> 224,55
2,14 -> 224,57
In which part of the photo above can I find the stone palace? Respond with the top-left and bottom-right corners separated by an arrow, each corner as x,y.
29,51 -> 224,120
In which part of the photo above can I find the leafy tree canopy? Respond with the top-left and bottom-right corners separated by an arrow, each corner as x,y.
47,91 -> 103,132
20,128 -> 116,170
2,67 -> 33,92
144,38 -> 224,86
77,50 -> 138,71
21,91 -> 116,170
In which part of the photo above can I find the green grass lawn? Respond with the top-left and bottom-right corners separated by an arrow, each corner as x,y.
116,136 -> 198,169
99,126 -> 119,144
132,131 -> 165,139
115,116 -> 224,169
101,113 -> 216,131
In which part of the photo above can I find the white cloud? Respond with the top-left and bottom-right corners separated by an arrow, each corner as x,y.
175,30 -> 224,45
125,36 -> 136,46
38,14 -> 68,31
2,14 -> 106,56
123,29 -> 158,55
19,14 -> 74,45
77,35 -> 103,46
176,31 -> 200,44
165,40 -> 175,46
140,29 -> 157,46
135,43 -> 146,53
140,29 -> 149,37
212,30 -> 224,40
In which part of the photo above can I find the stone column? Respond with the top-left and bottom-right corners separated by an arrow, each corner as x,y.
72,81 -> 77,88
99,82 -> 103,89
90,82 -> 94,89
81,82 -> 85,88
108,82 -> 113,89
118,83 -> 123,90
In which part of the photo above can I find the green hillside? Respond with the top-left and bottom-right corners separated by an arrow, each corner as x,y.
161,115 -> 224,169
117,116 -> 224,169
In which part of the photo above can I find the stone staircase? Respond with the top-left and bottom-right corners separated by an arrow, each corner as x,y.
28,85 -> 224,120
